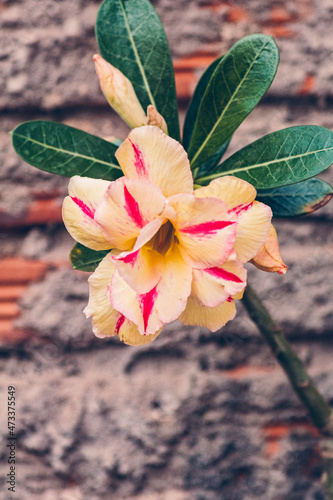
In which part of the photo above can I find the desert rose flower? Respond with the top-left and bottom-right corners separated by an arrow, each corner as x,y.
62,126 -> 283,345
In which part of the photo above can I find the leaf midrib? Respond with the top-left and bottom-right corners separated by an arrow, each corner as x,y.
118,0 -> 156,108
196,145 -> 333,183
13,133 -> 121,170
189,39 -> 270,166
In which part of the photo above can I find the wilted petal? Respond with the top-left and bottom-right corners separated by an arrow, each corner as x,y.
250,224 -> 288,274
233,201 -> 272,262
110,245 -> 192,335
195,176 -> 257,209
94,54 -> 148,129
95,177 -> 167,250
179,296 -> 236,331
62,176 -> 111,250
169,193 -> 237,269
116,126 -> 193,197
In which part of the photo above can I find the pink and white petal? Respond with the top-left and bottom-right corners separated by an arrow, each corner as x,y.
170,194 -> 237,269
192,258 -> 246,308
195,176 -> 256,209
62,176 -> 112,250
83,252 -> 124,338
233,201 -> 272,262
191,269 -> 230,308
95,177 -> 167,250
112,245 -> 164,294
115,126 -> 193,197
204,258 -> 247,297
179,296 -> 236,332
110,245 -> 192,335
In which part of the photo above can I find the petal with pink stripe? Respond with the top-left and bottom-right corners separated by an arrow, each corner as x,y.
169,194 -> 237,269
84,253 -> 161,345
191,257 -> 246,308
233,201 -> 272,262
115,126 -> 193,197
112,245 -> 164,294
110,245 -> 192,335
62,176 -> 112,250
195,176 -> 256,209
95,177 -> 167,251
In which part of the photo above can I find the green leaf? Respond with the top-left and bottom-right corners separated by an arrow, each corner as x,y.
188,34 -> 279,170
193,138 -> 231,181
196,126 -> 333,189
183,56 -> 222,151
70,243 -> 110,272
11,121 -> 122,181
257,178 -> 333,217
96,0 -> 180,140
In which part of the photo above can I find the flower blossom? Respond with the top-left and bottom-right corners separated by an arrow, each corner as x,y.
63,126 -> 285,345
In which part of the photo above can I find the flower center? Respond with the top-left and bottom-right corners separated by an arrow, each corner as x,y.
149,220 -> 175,255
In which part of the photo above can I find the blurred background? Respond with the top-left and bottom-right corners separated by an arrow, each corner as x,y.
0,0 -> 333,499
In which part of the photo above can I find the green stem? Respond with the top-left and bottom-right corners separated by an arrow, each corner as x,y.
242,283 -> 333,498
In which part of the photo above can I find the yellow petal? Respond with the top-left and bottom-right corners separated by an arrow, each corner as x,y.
112,245 -> 164,294
250,224 -> 287,274
179,296 -> 236,332
233,201 -> 272,262
147,105 -> 168,134
115,126 -> 193,197
118,322 -> 162,346
110,244 -> 192,335
94,54 -> 148,129
62,176 -> 112,250
169,193 -> 237,269
195,176 -> 256,208
95,177 -> 167,251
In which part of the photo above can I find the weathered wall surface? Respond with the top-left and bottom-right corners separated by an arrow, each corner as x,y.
0,0 -> 333,499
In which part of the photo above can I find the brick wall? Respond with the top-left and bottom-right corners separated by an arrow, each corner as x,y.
0,1 -> 333,499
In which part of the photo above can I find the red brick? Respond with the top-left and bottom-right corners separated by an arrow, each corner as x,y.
262,25 -> 297,38
220,365 -> 276,379
269,6 -> 295,24
225,6 -> 249,23
0,302 -> 20,319
298,74 -> 316,95
0,285 -> 27,301
174,55 -> 218,71
0,198 -> 63,229
0,320 -> 31,343
263,422 -> 319,458
175,70 -> 197,101
0,258 -> 49,284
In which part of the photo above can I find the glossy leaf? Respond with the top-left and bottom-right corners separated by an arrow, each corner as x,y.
11,121 -> 123,181
96,0 -> 180,140
193,138 -> 231,181
196,126 -> 333,189
257,178 -> 333,217
70,243 -> 110,272
188,34 -> 279,170
183,56 -> 222,151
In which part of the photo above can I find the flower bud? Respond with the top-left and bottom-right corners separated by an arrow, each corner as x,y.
250,224 -> 287,274
93,54 -> 148,129
147,105 -> 168,134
